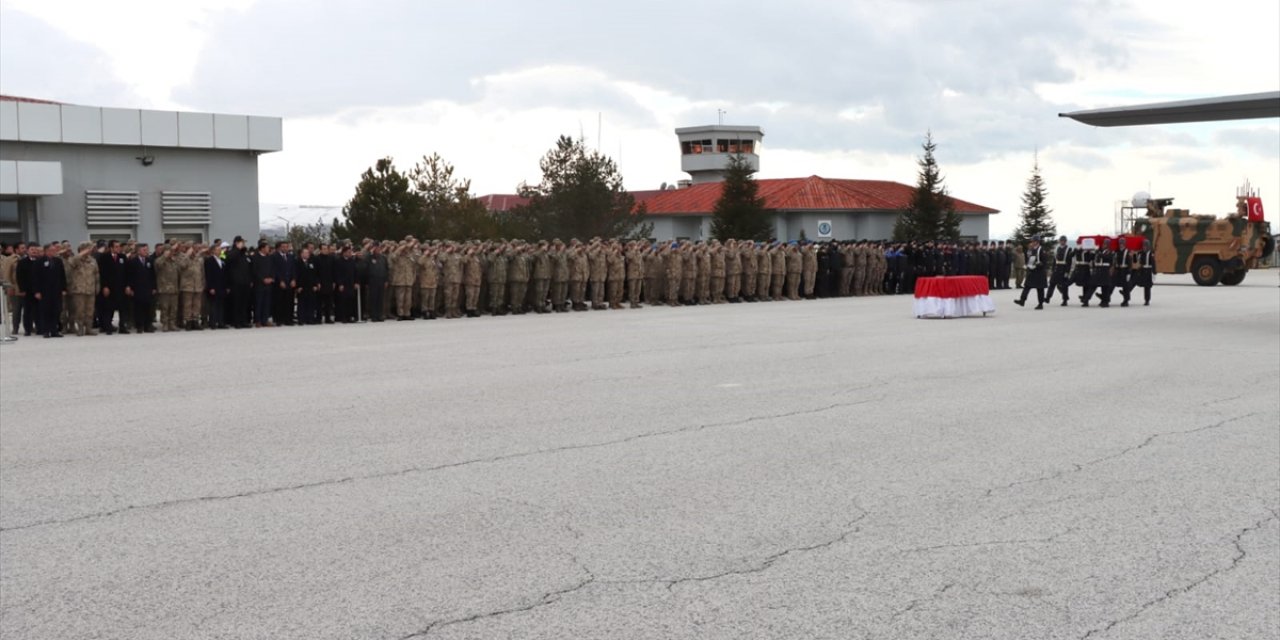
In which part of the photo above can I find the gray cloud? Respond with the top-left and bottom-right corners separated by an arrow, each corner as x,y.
1161,156 -> 1218,174
0,8 -> 141,107
1046,147 -> 1113,170
1213,127 -> 1280,158
172,0 -> 1155,162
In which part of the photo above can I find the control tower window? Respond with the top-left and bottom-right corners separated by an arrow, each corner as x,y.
739,140 -> 754,153
717,140 -> 729,153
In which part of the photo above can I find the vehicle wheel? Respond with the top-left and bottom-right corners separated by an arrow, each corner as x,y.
1260,235 -> 1275,260
1191,257 -> 1222,286
1219,270 -> 1247,286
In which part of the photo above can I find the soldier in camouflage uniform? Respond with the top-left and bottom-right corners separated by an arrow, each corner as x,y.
696,244 -> 711,304
568,242 -> 589,311
178,245 -> 205,329
724,239 -> 741,302
390,241 -> 417,320
770,243 -> 786,300
709,241 -> 726,304
462,245 -> 483,318
507,243 -> 531,314
801,243 -> 818,298
153,244 -> 180,331
530,242 -> 552,314
664,243 -> 682,307
605,242 -> 625,309
66,242 -> 100,336
416,245 -> 440,320
487,244 -> 508,315
550,240 -> 569,312
740,242 -> 757,303
680,243 -> 696,304
624,241 -> 645,309
645,244 -> 663,305
441,244 -> 463,319
757,242 -> 773,301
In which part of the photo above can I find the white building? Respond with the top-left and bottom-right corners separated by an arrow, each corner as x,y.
0,95 -> 282,245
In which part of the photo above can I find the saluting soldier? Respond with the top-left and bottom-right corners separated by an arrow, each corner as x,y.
390,241 -> 417,320
462,245 -> 483,318
507,244 -> 531,314
664,243 -> 683,307
757,242 -> 773,301
486,244 -> 508,315
569,243 -> 589,311
416,245 -> 440,319
531,242 -> 552,314
801,243 -> 818,298
624,241 -> 645,309
739,241 -> 757,302
550,240 -> 570,312
709,241 -> 726,304
644,244 -> 663,305
724,239 -> 741,302
178,245 -> 205,330
66,242 -> 99,336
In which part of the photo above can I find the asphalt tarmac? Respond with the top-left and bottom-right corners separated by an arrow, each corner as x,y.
1,272 -> 1277,640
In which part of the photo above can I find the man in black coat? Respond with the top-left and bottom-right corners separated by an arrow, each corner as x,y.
271,241 -> 297,325
204,245 -> 230,329
225,236 -> 253,328
96,241 -> 128,334
314,243 -> 336,323
33,243 -> 67,337
364,244 -> 390,322
124,243 -> 157,332
14,244 -> 40,336
250,241 -> 275,326
1014,237 -> 1047,310
334,246 -> 358,323
295,247 -> 319,325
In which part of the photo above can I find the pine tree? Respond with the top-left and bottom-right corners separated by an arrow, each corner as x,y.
711,153 -> 772,241
409,153 -> 497,240
1013,154 -> 1056,243
332,157 -> 427,241
516,136 -> 650,240
893,131 -> 959,242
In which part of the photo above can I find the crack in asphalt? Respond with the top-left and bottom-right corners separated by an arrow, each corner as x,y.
982,413 -> 1259,499
897,527 -> 1076,554
0,392 -> 883,534
393,504 -> 871,638
1077,512 -> 1278,639
888,582 -> 958,622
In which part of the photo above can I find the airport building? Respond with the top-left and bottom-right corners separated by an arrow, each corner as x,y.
0,95 -> 282,245
480,124 -> 997,242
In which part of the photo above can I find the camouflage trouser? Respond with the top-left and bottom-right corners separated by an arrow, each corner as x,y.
393,286 -> 412,318
181,292 -> 201,323
419,287 -> 436,317
531,279 -> 549,311
551,280 -> 568,310
682,277 -> 695,302
726,273 -> 740,300
569,280 -> 586,309
697,275 -> 710,303
803,270 -> 816,297
508,280 -> 528,312
757,273 -> 771,299
742,272 -> 756,299
1015,267 -> 1026,289
156,293 -> 178,330
70,294 -> 94,335
464,285 -> 480,312
607,279 -> 623,307
840,268 -> 853,296
852,269 -> 865,296
443,282 -> 461,318
711,276 -> 725,302
666,276 -> 680,305
645,277 -> 661,304
627,279 -> 643,307
488,281 -> 506,312
590,278 -> 606,308
770,273 -> 784,300
786,273 -> 801,300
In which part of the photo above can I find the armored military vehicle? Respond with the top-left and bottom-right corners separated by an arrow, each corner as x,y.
1129,192 -> 1273,286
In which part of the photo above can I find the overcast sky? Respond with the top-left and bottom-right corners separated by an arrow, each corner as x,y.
2,0 -> 1277,237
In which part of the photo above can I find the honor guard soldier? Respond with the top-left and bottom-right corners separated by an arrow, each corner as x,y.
1045,235 -> 1074,306
1014,237 -> 1046,309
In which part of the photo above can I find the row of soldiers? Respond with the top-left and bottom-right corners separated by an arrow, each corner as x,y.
1,235 -> 1032,336
1017,236 -> 1157,309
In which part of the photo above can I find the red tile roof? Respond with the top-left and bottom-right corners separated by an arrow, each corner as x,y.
0,95 -> 63,105
642,176 -> 998,216
479,189 -> 667,212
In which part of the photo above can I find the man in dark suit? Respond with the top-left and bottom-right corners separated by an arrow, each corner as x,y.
34,243 -> 67,337
96,241 -> 128,334
334,245 -> 357,323
295,247 -> 319,325
125,243 -> 157,332
14,244 -> 40,336
204,244 -> 230,329
225,236 -> 252,328
314,243 -> 336,324
249,241 -> 274,327
271,241 -> 297,326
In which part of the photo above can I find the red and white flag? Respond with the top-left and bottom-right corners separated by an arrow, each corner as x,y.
1246,197 -> 1265,222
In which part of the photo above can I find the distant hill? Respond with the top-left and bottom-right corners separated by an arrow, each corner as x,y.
259,203 -> 343,235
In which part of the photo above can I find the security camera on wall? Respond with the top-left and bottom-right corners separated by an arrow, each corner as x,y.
137,155 -> 155,166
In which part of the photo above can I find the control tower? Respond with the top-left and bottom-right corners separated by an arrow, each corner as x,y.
676,125 -> 763,185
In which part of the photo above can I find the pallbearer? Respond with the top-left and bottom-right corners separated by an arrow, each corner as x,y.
1045,236 -> 1074,307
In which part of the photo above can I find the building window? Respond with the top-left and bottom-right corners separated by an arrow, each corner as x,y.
739,140 -> 754,153
717,140 -> 728,153
682,139 -> 715,155
89,232 -> 135,242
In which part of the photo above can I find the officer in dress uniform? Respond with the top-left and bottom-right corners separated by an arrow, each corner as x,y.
1074,240 -> 1096,307
1090,242 -> 1115,308
1013,237 -> 1046,309
1114,241 -> 1132,306
1045,236 -> 1074,307
1124,239 -> 1156,306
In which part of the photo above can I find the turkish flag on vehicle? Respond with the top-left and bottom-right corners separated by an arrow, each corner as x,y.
1246,197 -> 1265,221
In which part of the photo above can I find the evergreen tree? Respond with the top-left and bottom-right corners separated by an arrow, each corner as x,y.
893,131 -> 959,242
332,157 -> 427,241
1013,154 -> 1056,243
711,153 -> 772,241
409,153 -> 497,240
515,135 -> 650,240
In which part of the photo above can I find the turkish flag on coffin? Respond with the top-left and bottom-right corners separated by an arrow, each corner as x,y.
1246,197 -> 1265,222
